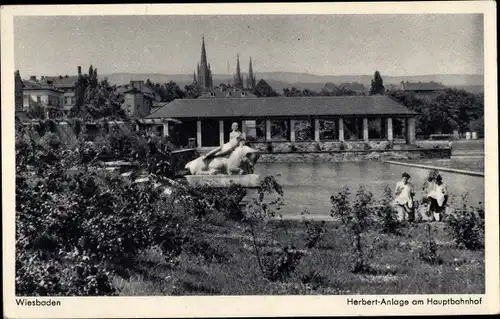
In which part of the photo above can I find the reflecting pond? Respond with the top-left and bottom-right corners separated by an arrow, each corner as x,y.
253,161 -> 485,219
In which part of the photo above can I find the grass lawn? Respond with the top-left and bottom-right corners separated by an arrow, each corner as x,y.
113,219 -> 484,296
408,158 -> 484,172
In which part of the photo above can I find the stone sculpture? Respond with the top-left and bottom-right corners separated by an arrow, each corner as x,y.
185,136 -> 261,176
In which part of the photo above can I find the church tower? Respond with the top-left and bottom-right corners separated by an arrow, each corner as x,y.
233,54 -> 243,89
246,57 -> 256,89
196,36 -> 213,90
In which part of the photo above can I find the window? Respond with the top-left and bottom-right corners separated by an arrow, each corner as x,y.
36,96 -> 41,104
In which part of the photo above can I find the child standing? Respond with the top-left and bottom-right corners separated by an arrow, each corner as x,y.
393,172 -> 416,222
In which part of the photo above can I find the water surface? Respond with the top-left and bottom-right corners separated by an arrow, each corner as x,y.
253,161 -> 484,218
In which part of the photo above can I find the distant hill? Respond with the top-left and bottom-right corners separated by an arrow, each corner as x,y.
100,72 -> 484,93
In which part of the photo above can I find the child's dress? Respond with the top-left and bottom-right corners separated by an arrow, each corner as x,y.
394,181 -> 414,209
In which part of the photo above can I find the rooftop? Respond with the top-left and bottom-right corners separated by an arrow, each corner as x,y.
200,88 -> 257,98
400,81 -> 447,91
23,80 -> 64,93
145,96 -> 417,119
42,76 -> 79,88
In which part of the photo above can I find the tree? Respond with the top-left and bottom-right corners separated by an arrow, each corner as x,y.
302,89 -> 317,97
164,81 -> 185,102
282,87 -> 303,97
369,71 -> 385,95
184,83 -> 202,99
26,102 -> 46,119
70,65 -> 125,120
252,79 -> 279,97
388,88 -> 484,135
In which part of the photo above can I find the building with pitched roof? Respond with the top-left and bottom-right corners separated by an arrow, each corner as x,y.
35,66 -> 82,112
117,80 -> 156,117
143,95 -> 418,148
22,76 -> 65,118
399,81 -> 447,98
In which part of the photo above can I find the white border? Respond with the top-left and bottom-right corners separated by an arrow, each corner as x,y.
2,2 -> 498,318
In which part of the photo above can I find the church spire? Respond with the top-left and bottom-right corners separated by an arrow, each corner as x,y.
197,36 -> 212,90
200,36 -> 208,69
247,57 -> 256,89
234,54 -> 243,89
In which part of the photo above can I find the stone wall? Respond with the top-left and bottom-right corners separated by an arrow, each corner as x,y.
248,140 -> 397,153
258,148 -> 451,163
248,139 -> 453,153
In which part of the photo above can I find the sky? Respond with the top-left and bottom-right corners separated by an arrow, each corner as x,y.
14,14 -> 484,77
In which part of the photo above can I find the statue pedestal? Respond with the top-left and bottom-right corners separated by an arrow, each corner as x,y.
184,174 -> 261,188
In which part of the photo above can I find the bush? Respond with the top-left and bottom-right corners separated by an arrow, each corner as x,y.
330,186 -> 376,273
445,195 -> 484,250
417,224 -> 443,265
375,185 -> 403,235
14,127 -> 236,295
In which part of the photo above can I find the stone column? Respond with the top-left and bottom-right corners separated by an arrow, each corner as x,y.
363,117 -> 369,141
314,119 -> 320,142
289,119 -> 296,142
387,118 -> 393,141
241,120 -> 247,139
265,119 -> 272,141
163,121 -> 169,137
219,120 -> 224,146
338,118 -> 344,141
196,120 -> 202,147
405,117 -> 416,144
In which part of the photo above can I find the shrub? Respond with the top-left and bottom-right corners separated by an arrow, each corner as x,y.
445,195 -> 484,250
301,211 -> 327,249
330,186 -> 376,273
417,224 -> 443,265
14,128 -> 224,295
262,246 -> 306,282
375,185 -> 403,235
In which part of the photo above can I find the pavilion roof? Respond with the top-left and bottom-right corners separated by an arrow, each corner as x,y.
145,96 -> 417,119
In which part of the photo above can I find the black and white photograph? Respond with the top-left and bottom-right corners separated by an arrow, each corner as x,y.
2,2 -> 498,318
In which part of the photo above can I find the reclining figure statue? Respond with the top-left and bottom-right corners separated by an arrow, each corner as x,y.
185,136 -> 261,176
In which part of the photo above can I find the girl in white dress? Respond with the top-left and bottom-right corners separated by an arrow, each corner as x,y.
392,172 -> 415,222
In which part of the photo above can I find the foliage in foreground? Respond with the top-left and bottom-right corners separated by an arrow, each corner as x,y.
15,125 -> 485,296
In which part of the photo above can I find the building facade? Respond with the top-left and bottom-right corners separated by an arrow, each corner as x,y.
15,70 -> 24,112
144,96 -> 418,148
22,77 -> 65,118
119,80 -> 154,117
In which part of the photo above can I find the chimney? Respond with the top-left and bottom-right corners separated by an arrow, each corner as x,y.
30,76 -> 37,81
77,66 -> 82,75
